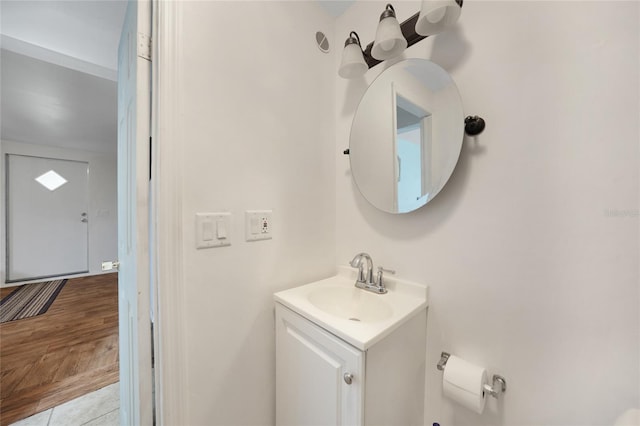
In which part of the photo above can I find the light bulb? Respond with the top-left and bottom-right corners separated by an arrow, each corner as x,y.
427,7 -> 446,23
379,39 -> 396,51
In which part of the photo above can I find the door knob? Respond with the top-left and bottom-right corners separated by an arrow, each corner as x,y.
81,218 -> 88,223
343,373 -> 354,385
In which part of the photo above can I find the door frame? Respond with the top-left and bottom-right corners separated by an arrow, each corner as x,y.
0,1 -> 188,422
150,1 -> 187,423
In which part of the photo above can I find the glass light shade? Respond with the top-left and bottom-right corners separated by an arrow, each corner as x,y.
339,43 -> 368,79
371,16 -> 407,60
415,0 -> 461,36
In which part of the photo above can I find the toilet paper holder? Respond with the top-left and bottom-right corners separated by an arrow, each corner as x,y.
483,375 -> 507,398
436,352 -> 450,371
437,352 -> 507,398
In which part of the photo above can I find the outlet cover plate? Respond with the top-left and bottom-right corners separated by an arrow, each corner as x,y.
245,210 -> 272,241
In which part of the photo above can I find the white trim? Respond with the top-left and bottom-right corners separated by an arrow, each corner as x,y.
2,271 -> 116,288
391,82 -> 399,211
152,1 -> 187,424
1,35 -> 117,82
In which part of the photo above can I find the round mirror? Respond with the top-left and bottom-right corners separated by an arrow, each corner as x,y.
350,58 -> 464,214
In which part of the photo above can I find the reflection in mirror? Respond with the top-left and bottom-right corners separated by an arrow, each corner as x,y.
349,59 -> 464,214
395,93 -> 431,213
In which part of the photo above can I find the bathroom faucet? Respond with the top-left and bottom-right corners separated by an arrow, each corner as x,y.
349,253 -> 392,294
350,253 -> 374,284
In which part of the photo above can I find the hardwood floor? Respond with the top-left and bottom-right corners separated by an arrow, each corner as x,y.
0,274 -> 118,426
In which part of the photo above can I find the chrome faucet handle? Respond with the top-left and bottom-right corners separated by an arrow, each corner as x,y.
375,266 -> 395,287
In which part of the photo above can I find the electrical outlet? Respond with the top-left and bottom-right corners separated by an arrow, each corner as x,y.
245,210 -> 272,241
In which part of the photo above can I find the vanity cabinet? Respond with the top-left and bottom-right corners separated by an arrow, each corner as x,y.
276,305 -> 364,425
275,303 -> 426,426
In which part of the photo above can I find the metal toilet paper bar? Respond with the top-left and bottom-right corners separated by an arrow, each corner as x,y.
437,352 -> 507,398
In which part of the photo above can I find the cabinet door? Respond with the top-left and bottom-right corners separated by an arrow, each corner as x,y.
276,305 -> 364,426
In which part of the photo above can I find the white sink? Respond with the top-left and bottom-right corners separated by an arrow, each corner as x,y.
274,266 -> 428,350
307,286 -> 393,322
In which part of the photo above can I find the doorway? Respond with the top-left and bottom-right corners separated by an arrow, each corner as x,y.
0,0 -> 157,423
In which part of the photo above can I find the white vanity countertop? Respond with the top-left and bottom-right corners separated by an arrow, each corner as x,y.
274,266 -> 429,350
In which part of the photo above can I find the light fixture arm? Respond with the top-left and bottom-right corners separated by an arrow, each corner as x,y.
362,0 -> 463,69
345,31 -> 362,48
379,4 -> 397,21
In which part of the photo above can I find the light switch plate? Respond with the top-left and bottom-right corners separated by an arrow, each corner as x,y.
245,210 -> 272,241
196,212 -> 231,248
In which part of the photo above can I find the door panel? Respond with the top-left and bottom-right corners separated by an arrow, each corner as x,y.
6,154 -> 89,281
117,1 -> 153,424
276,305 -> 364,426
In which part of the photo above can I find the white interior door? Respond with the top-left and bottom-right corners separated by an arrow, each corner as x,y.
117,1 -> 153,424
6,154 -> 89,282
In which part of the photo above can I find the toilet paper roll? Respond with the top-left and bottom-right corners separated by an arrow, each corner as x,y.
442,355 -> 487,414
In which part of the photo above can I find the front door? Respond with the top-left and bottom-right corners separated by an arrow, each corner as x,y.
6,154 -> 89,282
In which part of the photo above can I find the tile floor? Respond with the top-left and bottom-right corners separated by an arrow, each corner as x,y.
10,383 -> 119,426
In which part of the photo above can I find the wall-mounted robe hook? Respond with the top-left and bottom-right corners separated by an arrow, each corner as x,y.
465,116 -> 486,135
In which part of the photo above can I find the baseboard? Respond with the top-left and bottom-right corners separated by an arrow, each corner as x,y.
2,270 -> 117,288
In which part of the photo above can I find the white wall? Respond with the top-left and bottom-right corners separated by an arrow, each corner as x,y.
1,140 -> 118,285
176,2 -> 336,424
335,1 -> 639,425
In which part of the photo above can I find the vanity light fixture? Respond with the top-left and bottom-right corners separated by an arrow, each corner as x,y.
338,0 -> 463,79
371,4 -> 407,60
338,31 -> 368,79
415,0 -> 462,36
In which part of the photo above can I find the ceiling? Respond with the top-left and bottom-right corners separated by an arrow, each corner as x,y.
0,1 -> 126,152
317,1 -> 354,18
0,0 -> 350,152
0,0 -> 351,73
1,49 -> 118,153
1,1 -> 127,76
